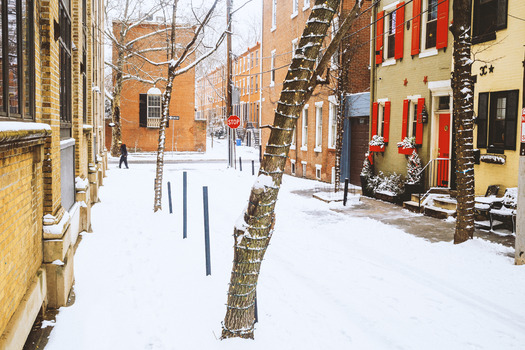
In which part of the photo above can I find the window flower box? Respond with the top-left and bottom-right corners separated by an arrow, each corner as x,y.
369,135 -> 385,153
397,137 -> 416,155
370,145 -> 385,153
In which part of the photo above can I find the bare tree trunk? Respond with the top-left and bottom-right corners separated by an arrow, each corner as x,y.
221,0 -> 362,339
451,0 -> 475,244
110,48 -> 125,157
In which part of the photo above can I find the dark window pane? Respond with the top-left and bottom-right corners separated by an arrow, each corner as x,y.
477,92 -> 488,148
8,0 -> 19,115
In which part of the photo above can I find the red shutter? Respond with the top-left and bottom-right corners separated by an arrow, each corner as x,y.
436,0 -> 449,49
376,11 -> 384,65
371,102 -> 378,138
415,98 -> 425,145
402,99 -> 409,140
411,0 -> 421,56
383,101 -> 391,143
395,2 -> 405,60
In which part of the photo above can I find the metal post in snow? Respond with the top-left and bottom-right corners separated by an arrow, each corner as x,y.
254,291 -> 258,323
183,172 -> 187,239
239,157 -> 242,171
168,181 -> 173,214
252,160 -> 255,175
203,186 -> 211,275
343,178 -> 349,206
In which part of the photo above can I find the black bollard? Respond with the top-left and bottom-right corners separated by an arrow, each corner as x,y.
239,157 -> 242,171
168,181 -> 173,214
254,292 -> 258,323
183,172 -> 187,239
252,160 -> 255,175
203,186 -> 211,276
343,178 -> 349,206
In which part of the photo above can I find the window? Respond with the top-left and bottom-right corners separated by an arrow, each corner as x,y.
255,75 -> 258,92
477,90 -> 519,152
301,105 -> 308,149
250,53 -> 254,69
292,0 -> 298,16
147,93 -> 162,128
424,0 -> 438,49
270,50 -> 276,86
290,159 -> 296,175
292,38 -> 298,60
272,0 -> 277,29
250,76 -> 254,94
472,0 -> 507,44
255,50 -> 259,66
302,161 -> 307,178
0,0 -> 34,121
315,102 -> 323,151
290,125 -> 296,149
304,0 -> 310,10
386,11 -> 396,59
328,97 -> 337,149
59,0 -> 72,138
331,18 -> 340,67
315,165 -> 322,180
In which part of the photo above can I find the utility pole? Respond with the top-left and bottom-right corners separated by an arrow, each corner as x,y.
226,0 -> 233,167
516,49 -> 525,265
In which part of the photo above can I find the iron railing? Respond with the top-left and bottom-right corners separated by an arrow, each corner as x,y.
417,158 -> 451,208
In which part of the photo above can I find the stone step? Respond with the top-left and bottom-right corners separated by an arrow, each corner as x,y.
424,205 -> 456,219
403,200 -> 423,213
433,197 -> 457,211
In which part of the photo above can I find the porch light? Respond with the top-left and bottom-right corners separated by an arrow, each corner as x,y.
421,105 -> 428,123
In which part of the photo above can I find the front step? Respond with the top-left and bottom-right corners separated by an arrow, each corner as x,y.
433,197 -> 457,211
403,200 -> 423,213
424,205 -> 456,219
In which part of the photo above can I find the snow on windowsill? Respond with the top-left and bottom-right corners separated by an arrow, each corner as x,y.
382,58 -> 396,67
419,48 -> 438,59
290,12 -> 298,19
314,147 -> 322,153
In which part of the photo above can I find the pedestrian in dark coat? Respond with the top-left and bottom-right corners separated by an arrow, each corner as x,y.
119,141 -> 129,169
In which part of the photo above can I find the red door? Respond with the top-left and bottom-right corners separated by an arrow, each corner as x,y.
437,114 -> 450,187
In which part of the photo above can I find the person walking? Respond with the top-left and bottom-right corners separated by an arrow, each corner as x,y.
119,141 -> 129,169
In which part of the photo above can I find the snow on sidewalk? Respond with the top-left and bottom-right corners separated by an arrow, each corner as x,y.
45,162 -> 525,350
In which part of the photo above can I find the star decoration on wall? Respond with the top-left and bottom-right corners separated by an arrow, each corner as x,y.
403,78 -> 408,86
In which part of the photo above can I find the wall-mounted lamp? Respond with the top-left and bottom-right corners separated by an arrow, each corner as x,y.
421,105 -> 429,123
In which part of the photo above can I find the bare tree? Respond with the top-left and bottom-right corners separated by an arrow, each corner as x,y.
153,0 -> 224,211
221,0 -> 364,340
450,0 -> 475,243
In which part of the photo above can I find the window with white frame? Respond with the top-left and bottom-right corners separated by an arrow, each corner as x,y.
147,93 -> 162,128
291,124 -> 296,149
270,50 -> 276,86
292,0 -> 298,17
272,0 -> 277,29
331,17 -> 340,68
315,164 -> 322,180
385,10 -> 396,59
315,102 -> 323,151
301,161 -> 307,178
328,97 -> 337,149
304,0 -> 310,10
422,0 -> 438,50
404,97 -> 420,138
301,104 -> 308,149
292,38 -> 298,59
290,159 -> 296,175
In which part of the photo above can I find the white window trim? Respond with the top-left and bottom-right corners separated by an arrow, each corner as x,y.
291,0 -> 298,19
419,0 -> 438,57
331,167 -> 336,184
382,3 -> 399,64
376,98 -> 389,137
315,164 -> 322,180
291,38 -> 298,60
301,104 -> 309,150
328,96 -> 337,149
301,161 -> 307,178
290,124 -> 296,149
314,101 -> 323,152
271,0 -> 277,30
270,50 -> 276,87
303,0 -> 310,11
382,58 -> 396,66
290,159 -> 296,175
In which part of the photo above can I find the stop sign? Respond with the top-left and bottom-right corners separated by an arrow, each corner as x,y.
227,115 -> 241,129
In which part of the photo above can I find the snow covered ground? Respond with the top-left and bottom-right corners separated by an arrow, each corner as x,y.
44,140 -> 525,349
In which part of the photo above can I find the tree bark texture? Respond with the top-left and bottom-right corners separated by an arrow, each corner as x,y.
451,0 -> 475,244
221,0 -> 362,339
110,43 -> 125,157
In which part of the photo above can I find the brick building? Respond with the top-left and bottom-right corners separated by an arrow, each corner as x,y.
261,0 -> 371,184
107,21 -> 205,153
196,42 -> 262,148
0,0 -> 106,347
